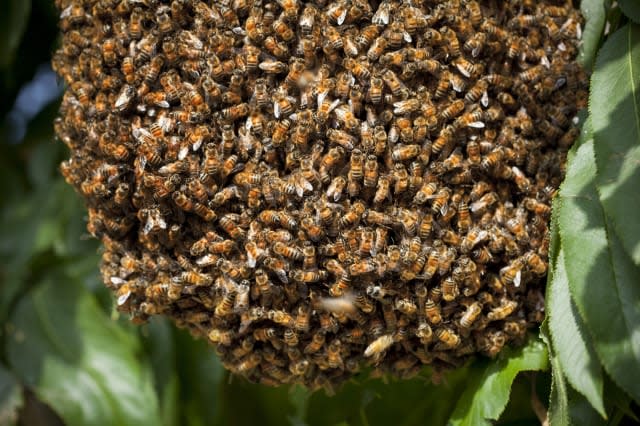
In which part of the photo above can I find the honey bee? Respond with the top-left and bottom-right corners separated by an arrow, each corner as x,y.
272,241 -> 303,260
466,1 -> 483,27
460,227 -> 489,253
469,191 -> 498,214
327,339 -> 345,369
219,214 -> 245,240
334,105 -> 359,131
244,10 -> 265,42
382,69 -> 405,98
435,327 -> 460,348
359,156 -> 379,189
272,18 -> 295,42
440,276 -> 458,302
304,331 -> 326,354
298,4 -> 317,34
268,309 -> 295,328
487,299 -> 519,321
525,251 -> 547,276
438,100 -> 465,122
208,328 -> 234,346
283,329 -> 299,347
459,302 -> 482,329
253,327 -> 278,343
300,217 -> 325,242
500,258 -> 525,288
221,103 -> 250,121
348,258 -> 375,276
364,334 -> 394,358
264,257 -> 290,283
523,197 -> 551,216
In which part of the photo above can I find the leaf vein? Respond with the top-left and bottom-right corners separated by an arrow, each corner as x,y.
628,25 -> 640,147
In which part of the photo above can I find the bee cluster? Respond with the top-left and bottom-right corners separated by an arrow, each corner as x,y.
54,0 -> 587,390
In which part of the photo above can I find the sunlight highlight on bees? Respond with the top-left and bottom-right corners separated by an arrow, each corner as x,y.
54,0 -> 587,390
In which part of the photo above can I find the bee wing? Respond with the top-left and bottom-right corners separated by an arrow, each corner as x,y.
328,99 -> 341,113
275,269 -> 288,284
337,8 -> 347,25
372,2 -> 390,25
480,91 -> 489,107
232,26 -> 246,35
273,100 -> 281,118
117,290 -> 131,306
467,121 -> 485,128
513,270 -> 522,287
455,63 -> 471,78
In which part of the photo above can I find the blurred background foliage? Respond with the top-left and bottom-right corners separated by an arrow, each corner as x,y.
0,1 -> 638,426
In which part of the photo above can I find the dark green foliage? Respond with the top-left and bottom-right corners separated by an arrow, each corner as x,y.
543,6 -> 640,423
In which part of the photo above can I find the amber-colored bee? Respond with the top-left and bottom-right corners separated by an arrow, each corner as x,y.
253,327 -> 277,343
220,103 -> 249,121
268,309 -> 295,328
460,302 -> 482,329
323,340 -> 343,370
435,327 -> 460,348
208,328 -> 235,346
523,197 -> 551,216
525,251 -> 547,276
270,18 -> 294,42
488,299 -> 519,321
332,104 -> 358,131
500,258 -> 525,288
304,331 -> 325,355
364,334 -> 394,358
437,100 -> 464,123
378,70 -> 404,98
272,241 -> 303,260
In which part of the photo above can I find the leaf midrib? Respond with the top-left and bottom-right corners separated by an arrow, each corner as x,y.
627,25 -> 640,149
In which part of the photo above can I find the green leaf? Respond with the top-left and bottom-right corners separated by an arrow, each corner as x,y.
5,278 -> 162,426
547,249 -> 606,418
303,365 -> 471,426
557,138 -> 640,404
579,0 -> 610,70
0,364 -> 23,426
138,318 -> 179,426
542,322 -> 570,426
0,0 -> 32,69
619,0 -> 640,23
590,23 -> 640,265
567,387 -> 607,426
288,385 -> 311,426
448,337 -> 548,426
172,329 -> 225,426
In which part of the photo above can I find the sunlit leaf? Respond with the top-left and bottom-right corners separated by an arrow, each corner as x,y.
0,364 -> 23,426
6,278 -> 162,426
557,138 -> 640,404
547,249 -> 605,417
579,0 -> 610,70
590,23 -> 640,265
0,0 -> 32,69
448,337 -> 548,426
618,0 -> 640,23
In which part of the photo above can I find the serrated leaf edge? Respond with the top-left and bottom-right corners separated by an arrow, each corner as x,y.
557,140 -> 640,406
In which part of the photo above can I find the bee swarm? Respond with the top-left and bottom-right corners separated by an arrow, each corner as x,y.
54,0 -> 587,390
